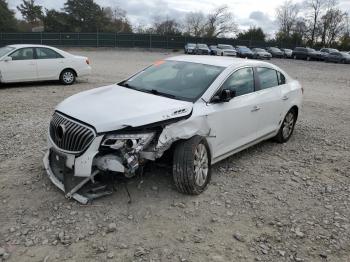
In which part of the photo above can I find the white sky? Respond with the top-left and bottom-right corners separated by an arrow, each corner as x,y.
8,0 -> 350,35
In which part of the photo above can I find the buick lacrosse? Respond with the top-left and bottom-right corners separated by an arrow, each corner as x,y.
43,56 -> 303,203
0,44 -> 91,85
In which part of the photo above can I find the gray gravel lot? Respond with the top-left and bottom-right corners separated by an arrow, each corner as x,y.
0,49 -> 349,262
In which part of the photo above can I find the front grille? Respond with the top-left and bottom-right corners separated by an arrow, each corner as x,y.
49,112 -> 96,153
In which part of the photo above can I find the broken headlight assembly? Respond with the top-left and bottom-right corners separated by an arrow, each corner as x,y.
101,132 -> 156,175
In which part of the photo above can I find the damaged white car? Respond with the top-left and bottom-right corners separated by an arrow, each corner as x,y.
43,56 -> 303,203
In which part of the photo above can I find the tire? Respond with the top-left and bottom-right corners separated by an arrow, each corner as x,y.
275,109 -> 297,143
173,136 -> 211,195
60,69 -> 76,85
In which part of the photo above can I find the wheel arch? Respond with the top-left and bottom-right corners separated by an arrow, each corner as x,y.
60,68 -> 78,78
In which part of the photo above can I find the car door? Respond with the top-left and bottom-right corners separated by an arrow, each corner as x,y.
1,47 -> 37,82
205,67 -> 261,158
253,67 -> 283,138
35,47 -> 65,80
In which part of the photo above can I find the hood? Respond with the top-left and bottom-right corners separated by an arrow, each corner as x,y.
56,85 -> 193,133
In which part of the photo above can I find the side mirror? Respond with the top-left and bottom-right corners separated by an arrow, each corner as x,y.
3,56 -> 12,62
211,89 -> 236,103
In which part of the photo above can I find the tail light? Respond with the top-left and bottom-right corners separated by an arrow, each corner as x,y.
86,59 -> 90,65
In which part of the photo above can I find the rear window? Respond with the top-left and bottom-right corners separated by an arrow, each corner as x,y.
257,67 -> 279,89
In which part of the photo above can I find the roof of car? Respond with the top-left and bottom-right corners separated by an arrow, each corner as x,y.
167,55 -> 274,68
8,44 -> 55,48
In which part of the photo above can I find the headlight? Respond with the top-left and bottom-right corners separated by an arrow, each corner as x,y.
101,132 -> 155,152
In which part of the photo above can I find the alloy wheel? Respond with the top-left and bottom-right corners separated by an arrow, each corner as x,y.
282,112 -> 295,139
193,144 -> 209,187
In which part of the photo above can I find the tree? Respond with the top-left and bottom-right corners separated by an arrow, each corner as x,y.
237,27 -> 266,42
63,0 -> 108,32
0,0 -> 18,31
43,9 -> 71,32
276,0 -> 299,38
184,12 -> 206,37
102,7 -> 132,32
17,0 -> 43,25
305,0 -> 327,45
320,7 -> 347,46
205,6 -> 238,37
152,17 -> 181,35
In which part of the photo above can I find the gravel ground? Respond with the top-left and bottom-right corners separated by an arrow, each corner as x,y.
0,49 -> 349,262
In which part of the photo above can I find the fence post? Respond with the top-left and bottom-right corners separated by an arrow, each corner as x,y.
115,32 -> 117,48
166,35 -> 169,49
97,31 -> 99,47
78,32 -> 80,46
41,32 -> 43,45
59,33 -> 62,46
150,33 -> 152,49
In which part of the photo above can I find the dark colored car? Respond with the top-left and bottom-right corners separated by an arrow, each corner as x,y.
251,48 -> 272,60
195,43 -> 210,55
325,52 -> 350,63
209,45 -> 219,55
236,46 -> 253,58
280,48 -> 293,58
292,47 -> 322,61
184,43 -> 196,54
266,47 -> 283,58
319,48 -> 339,60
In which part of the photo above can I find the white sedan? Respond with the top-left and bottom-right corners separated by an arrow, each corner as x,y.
0,44 -> 91,85
44,56 -> 302,203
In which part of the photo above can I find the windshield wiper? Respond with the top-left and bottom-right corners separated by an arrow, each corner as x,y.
139,88 -> 177,99
120,82 -> 137,90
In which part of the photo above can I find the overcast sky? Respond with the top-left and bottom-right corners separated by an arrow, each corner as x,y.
8,0 -> 350,36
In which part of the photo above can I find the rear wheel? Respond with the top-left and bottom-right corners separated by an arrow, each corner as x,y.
173,136 -> 211,195
60,69 -> 76,85
275,109 -> 297,143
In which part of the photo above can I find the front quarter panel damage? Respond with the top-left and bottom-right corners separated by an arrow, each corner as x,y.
154,116 -> 212,158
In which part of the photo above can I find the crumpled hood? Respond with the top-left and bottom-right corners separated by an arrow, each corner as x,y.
56,85 -> 193,133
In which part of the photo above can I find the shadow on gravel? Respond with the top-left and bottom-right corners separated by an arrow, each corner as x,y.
0,80 -> 89,89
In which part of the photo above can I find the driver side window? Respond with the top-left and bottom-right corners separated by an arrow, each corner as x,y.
221,67 -> 255,96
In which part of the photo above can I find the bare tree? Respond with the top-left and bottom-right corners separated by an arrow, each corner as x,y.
305,0 -> 327,45
152,16 -> 181,35
321,8 -> 347,46
276,0 -> 300,37
184,12 -> 206,37
205,6 -> 238,37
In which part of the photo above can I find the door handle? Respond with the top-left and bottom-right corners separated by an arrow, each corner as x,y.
251,106 -> 261,112
282,96 -> 289,101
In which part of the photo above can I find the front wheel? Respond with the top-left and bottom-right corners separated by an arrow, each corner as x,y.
275,109 -> 297,143
173,136 -> 211,195
60,69 -> 76,85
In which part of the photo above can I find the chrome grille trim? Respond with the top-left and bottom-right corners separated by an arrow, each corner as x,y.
49,112 -> 96,154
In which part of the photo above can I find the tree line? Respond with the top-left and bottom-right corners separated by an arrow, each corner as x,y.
0,0 -> 349,49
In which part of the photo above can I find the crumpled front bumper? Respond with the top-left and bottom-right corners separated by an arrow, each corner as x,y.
43,150 -> 91,204
43,135 -> 104,204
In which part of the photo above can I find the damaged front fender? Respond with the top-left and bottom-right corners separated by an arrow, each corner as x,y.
154,115 -> 212,158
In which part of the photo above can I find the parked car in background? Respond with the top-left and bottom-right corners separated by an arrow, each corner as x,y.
195,44 -> 210,55
251,48 -> 272,60
236,46 -> 254,58
44,55 -> 302,203
184,43 -> 196,54
325,52 -> 350,64
266,47 -> 283,58
209,45 -> 219,55
216,44 -> 237,56
281,48 -> 293,58
292,47 -> 322,61
319,48 -> 339,60
0,44 -> 91,85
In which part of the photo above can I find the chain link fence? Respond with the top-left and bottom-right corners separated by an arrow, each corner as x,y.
0,32 -> 291,49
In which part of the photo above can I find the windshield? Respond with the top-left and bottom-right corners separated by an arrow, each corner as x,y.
187,43 -> 195,48
219,45 -> 234,50
0,46 -> 15,58
239,47 -> 251,52
329,48 -> 338,53
270,47 -> 281,52
307,48 -> 316,52
197,44 -> 208,48
120,61 -> 224,102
